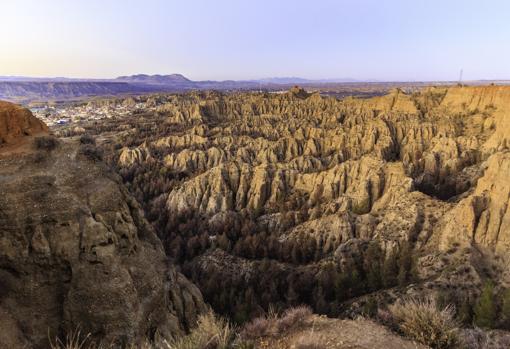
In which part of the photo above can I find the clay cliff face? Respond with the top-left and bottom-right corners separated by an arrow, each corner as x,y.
0,100 -> 48,145
105,86 -> 510,310
0,102 -> 206,348
116,87 -> 506,249
439,152 -> 510,254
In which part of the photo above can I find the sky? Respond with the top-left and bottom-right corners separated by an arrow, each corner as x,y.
1,0 -> 509,81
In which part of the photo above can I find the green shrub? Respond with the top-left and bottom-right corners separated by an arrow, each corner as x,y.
474,281 -> 496,329
362,296 -> 378,317
500,289 -> 510,329
34,135 -> 59,151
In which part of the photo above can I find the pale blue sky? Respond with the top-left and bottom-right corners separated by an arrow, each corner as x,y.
1,0 -> 509,81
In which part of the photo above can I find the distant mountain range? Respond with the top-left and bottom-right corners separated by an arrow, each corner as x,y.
0,74 -> 256,102
1,74 -> 508,103
0,74 -> 302,102
256,77 -> 364,84
115,74 -> 192,85
0,74 -> 360,84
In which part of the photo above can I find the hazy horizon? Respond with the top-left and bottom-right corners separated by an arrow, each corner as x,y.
2,0 -> 510,81
2,74 -> 510,84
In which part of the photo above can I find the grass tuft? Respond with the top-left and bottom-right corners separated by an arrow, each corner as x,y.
50,329 -> 91,349
389,297 -> 459,349
277,306 -> 312,333
240,305 -> 312,340
168,311 -> 234,349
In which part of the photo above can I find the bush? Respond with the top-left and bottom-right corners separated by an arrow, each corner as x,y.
79,134 -> 96,145
276,306 -> 312,332
474,281 -> 496,329
500,289 -> 510,329
78,144 -> 103,161
461,327 -> 490,349
389,297 -> 459,349
240,306 -> 312,340
461,327 -> 510,349
240,317 -> 271,339
34,135 -> 59,151
240,306 -> 312,339
362,296 -> 378,317
169,312 -> 234,349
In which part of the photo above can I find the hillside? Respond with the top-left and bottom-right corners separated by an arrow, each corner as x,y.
3,84 -> 510,348
0,102 -> 206,348
0,81 -> 159,103
5,74 -> 505,104
66,85 -> 510,340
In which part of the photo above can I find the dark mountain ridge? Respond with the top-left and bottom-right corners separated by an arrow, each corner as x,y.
115,73 -> 192,84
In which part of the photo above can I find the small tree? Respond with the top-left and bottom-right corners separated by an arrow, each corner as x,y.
397,242 -> 417,287
500,289 -> 510,329
365,243 -> 383,291
34,135 -> 59,151
474,281 -> 496,329
382,250 -> 399,287
362,296 -> 378,317
457,297 -> 474,325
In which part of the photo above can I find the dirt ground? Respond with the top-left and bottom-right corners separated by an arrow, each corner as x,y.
255,315 -> 428,349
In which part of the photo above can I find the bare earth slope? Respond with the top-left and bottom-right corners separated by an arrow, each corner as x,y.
80,86 -> 510,324
0,102 -> 206,348
257,315 -> 427,349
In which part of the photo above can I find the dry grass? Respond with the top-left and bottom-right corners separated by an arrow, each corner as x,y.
462,328 -> 490,349
240,305 -> 312,340
166,312 -> 234,349
389,297 -> 459,349
50,329 -> 91,349
461,327 -> 510,349
293,333 -> 326,349
50,308 -> 314,349
240,317 -> 270,339
51,313 -> 234,349
277,306 -> 313,332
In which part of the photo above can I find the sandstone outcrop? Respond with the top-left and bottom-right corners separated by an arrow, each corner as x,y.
439,151 -> 510,254
110,87 -> 509,255
119,142 -> 152,166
